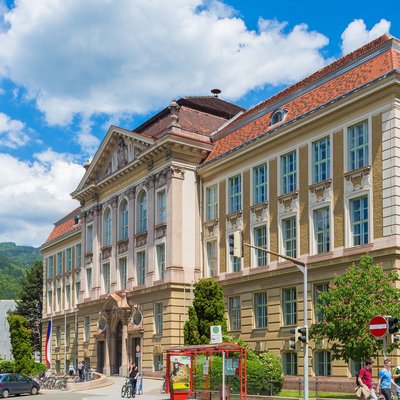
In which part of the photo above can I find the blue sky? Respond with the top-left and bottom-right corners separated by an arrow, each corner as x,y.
0,0 -> 398,247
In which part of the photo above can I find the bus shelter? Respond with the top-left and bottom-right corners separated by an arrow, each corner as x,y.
165,342 -> 246,400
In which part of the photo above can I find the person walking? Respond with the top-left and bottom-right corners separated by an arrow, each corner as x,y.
77,361 -> 83,381
378,359 -> 400,400
357,358 -> 377,400
129,363 -> 139,398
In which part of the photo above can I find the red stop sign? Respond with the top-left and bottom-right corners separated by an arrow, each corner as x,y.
369,315 -> 388,338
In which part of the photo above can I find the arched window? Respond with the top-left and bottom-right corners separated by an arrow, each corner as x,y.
119,199 -> 129,240
271,109 -> 286,126
103,207 -> 112,246
137,190 -> 147,233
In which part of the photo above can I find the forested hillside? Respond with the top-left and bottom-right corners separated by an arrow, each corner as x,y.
0,242 -> 41,299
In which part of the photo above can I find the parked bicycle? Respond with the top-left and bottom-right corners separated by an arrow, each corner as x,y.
121,377 -> 132,398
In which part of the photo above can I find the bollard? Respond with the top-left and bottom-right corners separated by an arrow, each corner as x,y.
315,377 -> 319,399
298,377 -> 302,398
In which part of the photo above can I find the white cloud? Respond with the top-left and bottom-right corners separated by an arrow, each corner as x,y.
341,19 -> 391,55
0,0 -> 329,126
0,112 -> 29,148
0,151 -> 84,247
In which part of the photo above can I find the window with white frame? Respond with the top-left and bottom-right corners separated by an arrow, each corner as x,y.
75,281 -> 80,305
228,233 -> 241,272
315,351 -> 332,376
75,244 -> 81,268
206,185 -> 218,220
281,151 -> 296,194
119,199 -> 129,240
86,268 -> 92,295
282,217 -> 296,258
86,224 -> 93,253
253,225 -> 267,267
283,288 -> 297,326
206,240 -> 217,277
66,324 -> 70,345
47,256 -> 54,278
137,251 -> 146,285
103,208 -> 112,246
65,284 -> 71,309
283,352 -> 298,375
119,257 -> 127,290
137,190 -> 148,233
84,316 -> 90,342
253,163 -> 267,205
56,252 -> 62,275
229,296 -> 241,331
156,189 -> 167,225
154,302 -> 163,334
102,263 -> 111,293
56,287 -> 61,311
47,290 -> 52,313
348,120 -> 368,171
350,196 -> 369,246
56,326 -> 61,347
156,243 -> 165,280
66,248 -> 72,272
228,174 -> 241,213
254,292 -> 267,328
313,207 -> 330,253
312,137 -> 330,183
314,283 -> 328,323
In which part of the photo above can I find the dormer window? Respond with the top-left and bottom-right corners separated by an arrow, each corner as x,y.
271,109 -> 286,126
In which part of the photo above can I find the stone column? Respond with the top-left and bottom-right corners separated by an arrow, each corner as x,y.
120,314 -> 130,376
103,313 -> 112,376
93,204 -> 102,299
145,175 -> 155,283
126,187 -> 136,289
111,196 -> 119,293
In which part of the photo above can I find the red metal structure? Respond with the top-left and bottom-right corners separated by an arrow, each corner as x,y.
165,342 -> 247,400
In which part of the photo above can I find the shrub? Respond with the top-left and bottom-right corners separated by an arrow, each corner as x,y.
0,360 -> 15,373
31,362 -> 47,377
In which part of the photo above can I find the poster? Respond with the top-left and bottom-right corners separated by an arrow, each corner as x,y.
170,355 -> 191,390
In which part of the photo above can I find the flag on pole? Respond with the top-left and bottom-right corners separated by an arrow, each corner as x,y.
45,320 -> 52,366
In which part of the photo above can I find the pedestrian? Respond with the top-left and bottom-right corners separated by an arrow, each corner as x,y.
377,359 -> 400,400
81,360 -> 86,381
68,361 -> 75,377
78,361 -> 83,381
129,363 -> 139,398
393,363 -> 400,400
357,358 -> 377,400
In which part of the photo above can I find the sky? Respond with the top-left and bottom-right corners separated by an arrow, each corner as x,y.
0,0 -> 398,247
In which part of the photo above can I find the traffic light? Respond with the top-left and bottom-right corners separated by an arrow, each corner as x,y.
289,327 -> 299,349
388,317 -> 399,334
233,230 -> 242,258
297,326 -> 308,344
229,235 -> 234,256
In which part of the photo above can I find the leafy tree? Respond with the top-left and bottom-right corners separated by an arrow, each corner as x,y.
184,279 -> 227,344
310,255 -> 400,362
15,260 -> 43,357
7,314 -> 35,375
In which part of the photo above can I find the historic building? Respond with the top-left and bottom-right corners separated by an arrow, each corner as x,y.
42,34 -> 400,388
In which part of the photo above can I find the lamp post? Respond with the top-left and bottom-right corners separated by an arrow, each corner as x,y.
243,242 -> 308,400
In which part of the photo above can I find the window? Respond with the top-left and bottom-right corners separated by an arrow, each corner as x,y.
154,302 -> 163,334
206,240 -> 217,277
156,244 -> 165,280
154,354 -> 163,372
253,225 -> 267,267
271,109 -> 286,125
313,137 -> 330,183
66,248 -> 72,272
47,256 -> 54,278
314,207 -> 330,253
47,290 -> 52,313
86,224 -> 93,253
119,258 -> 127,290
65,285 -> 71,309
281,151 -> 296,194
283,352 -> 298,375
283,288 -> 297,326
315,351 -> 332,376
119,199 -> 129,240
254,292 -> 267,328
75,281 -> 81,305
228,233 -> 241,272
56,252 -> 62,275
86,268 -> 92,294
228,175 -> 241,213
137,190 -> 148,233
350,196 -> 369,246
253,163 -> 267,204
314,283 -> 328,323
229,296 -> 241,331
103,263 -> 111,293
66,324 -> 70,345
348,120 -> 368,171
56,287 -> 61,311
206,185 -> 218,220
84,316 -> 90,342
282,217 -> 296,258
75,244 -> 81,268
156,189 -> 167,225
137,251 -> 146,286
103,208 -> 112,246
56,326 -> 61,347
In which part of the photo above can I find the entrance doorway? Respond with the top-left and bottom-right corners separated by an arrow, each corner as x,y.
115,320 -> 122,375
97,341 -> 105,374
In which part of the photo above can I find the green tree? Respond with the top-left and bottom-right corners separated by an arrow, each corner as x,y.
7,314 -> 35,375
184,279 -> 227,344
15,260 -> 43,357
310,255 -> 400,362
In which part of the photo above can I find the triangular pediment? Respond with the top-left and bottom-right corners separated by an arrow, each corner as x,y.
103,292 -> 130,311
74,126 -> 154,195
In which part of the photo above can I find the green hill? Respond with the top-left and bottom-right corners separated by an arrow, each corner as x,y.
0,242 -> 41,300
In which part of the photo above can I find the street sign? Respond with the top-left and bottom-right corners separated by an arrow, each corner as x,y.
210,325 -> 222,344
370,315 -> 388,338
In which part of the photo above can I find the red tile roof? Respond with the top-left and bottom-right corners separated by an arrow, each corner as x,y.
45,207 -> 81,244
205,34 -> 399,163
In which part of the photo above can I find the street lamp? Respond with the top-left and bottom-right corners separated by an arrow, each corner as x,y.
243,242 -> 308,400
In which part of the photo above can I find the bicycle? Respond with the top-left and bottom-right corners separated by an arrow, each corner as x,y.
160,376 -> 166,394
121,377 -> 132,398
